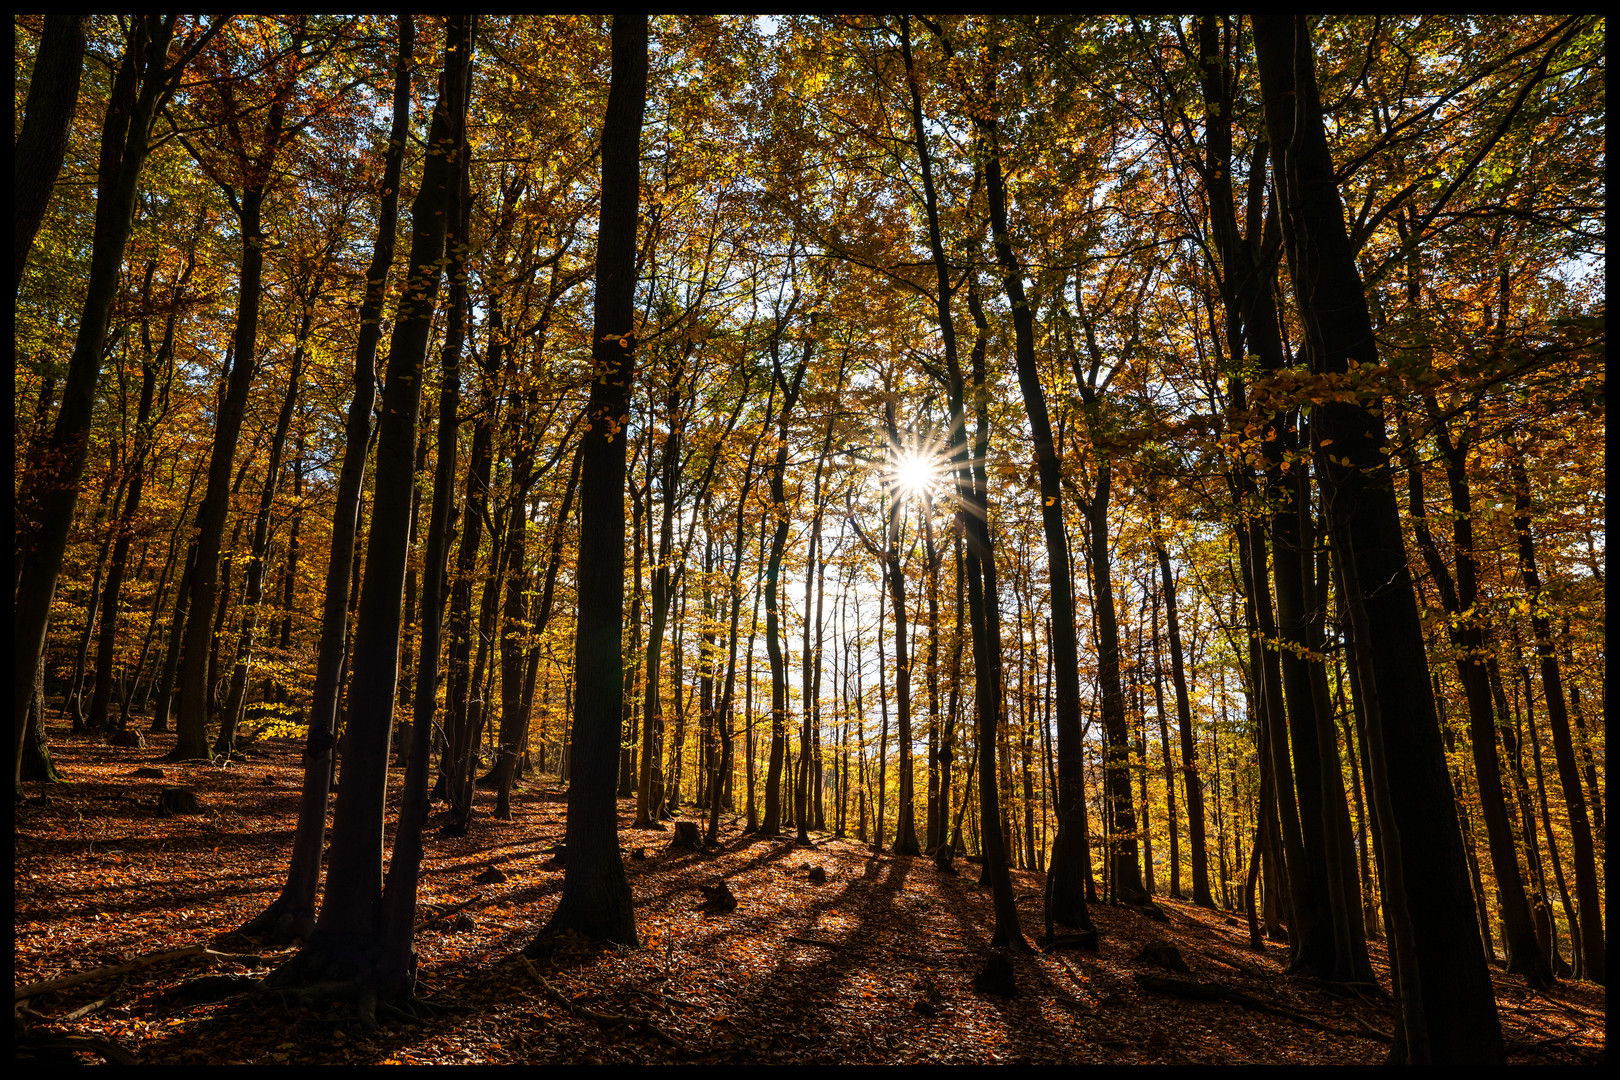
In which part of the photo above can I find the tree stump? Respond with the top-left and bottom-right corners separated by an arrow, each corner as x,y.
972,950 -> 1017,997
474,865 -> 508,884
111,729 -> 146,749
806,865 -> 827,884
932,846 -> 956,875
698,879 -> 737,913
158,787 -> 202,815
912,973 -> 944,1017
132,766 -> 165,779
667,820 -> 701,852
1135,937 -> 1190,972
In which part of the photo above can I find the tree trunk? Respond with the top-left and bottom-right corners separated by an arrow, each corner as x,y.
1401,413 -> 1551,984
217,311 -> 308,755
978,107 -> 1093,922
14,13 -> 88,292
524,14 -> 645,950
267,18 -> 468,1002
1254,14 -> 1502,1060
14,18 -> 181,791
1509,452 -> 1603,984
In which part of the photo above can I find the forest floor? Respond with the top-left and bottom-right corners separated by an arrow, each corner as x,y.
14,724 -> 1606,1066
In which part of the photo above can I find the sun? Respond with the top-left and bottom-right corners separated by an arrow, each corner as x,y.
891,449 -> 938,498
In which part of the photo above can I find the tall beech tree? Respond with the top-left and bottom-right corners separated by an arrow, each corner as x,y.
1253,13 -> 1503,1063
975,46 -> 1095,927
242,15 -> 415,943
170,18 -> 312,762
267,17 -> 472,1008
524,13 -> 648,950
14,15 -> 212,792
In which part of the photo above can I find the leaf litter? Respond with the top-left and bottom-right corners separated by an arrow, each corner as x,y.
13,726 -> 1606,1065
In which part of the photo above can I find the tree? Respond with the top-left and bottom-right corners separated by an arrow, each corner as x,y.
1253,14 -> 1503,1063
524,12 -> 647,951
267,15 -> 473,1011
14,15 -> 212,793
14,14 -> 88,294
241,14 -> 415,944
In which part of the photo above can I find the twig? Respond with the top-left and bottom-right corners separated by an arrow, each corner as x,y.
59,991 -> 120,1023
520,956 -> 684,1049
786,936 -> 849,950
414,895 -> 482,931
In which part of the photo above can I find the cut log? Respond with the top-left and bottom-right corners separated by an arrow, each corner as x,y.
157,786 -> 202,815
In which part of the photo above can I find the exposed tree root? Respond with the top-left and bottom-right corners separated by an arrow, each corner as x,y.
14,943 -> 291,1003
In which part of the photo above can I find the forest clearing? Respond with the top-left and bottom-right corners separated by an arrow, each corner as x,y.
13,14 -> 1604,1066
13,729 -> 1605,1065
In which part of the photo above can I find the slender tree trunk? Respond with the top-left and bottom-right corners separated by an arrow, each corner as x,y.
217,314 -> 308,755
1401,415 -> 1551,983
88,311 -> 165,732
15,19 -> 187,791
1509,452 -> 1603,984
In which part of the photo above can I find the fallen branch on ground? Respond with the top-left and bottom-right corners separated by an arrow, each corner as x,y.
414,894 -> 484,931
1134,973 -> 1391,1043
14,944 -> 295,1002
520,956 -> 684,1049
14,1030 -> 139,1065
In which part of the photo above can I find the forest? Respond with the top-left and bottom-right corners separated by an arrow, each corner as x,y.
12,13 -> 1605,1066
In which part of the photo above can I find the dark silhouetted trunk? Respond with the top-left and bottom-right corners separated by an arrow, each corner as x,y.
239,16 -> 413,945
523,14 -> 645,950
14,13 -> 88,292
1254,14 -> 1502,1060
14,16 -> 185,793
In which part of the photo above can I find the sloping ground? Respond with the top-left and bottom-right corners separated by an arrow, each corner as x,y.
14,724 -> 1605,1065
